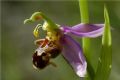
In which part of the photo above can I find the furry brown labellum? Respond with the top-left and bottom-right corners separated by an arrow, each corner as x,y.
32,39 -> 62,69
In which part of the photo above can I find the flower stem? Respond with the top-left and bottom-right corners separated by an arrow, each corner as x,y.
79,0 -> 95,80
79,0 -> 89,23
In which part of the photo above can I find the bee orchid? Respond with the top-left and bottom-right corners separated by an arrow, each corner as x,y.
24,12 -> 104,77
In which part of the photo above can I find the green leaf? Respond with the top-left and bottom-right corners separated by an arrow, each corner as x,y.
94,6 -> 112,80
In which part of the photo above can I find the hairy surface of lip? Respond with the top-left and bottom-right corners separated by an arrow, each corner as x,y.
32,51 -> 50,69
32,39 -> 62,69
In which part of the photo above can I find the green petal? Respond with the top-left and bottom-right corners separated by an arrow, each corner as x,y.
24,12 -> 59,30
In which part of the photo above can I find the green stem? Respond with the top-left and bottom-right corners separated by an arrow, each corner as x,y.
79,0 -> 95,80
79,0 -> 89,23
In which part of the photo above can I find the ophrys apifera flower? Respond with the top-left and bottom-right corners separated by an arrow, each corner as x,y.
24,12 -> 104,77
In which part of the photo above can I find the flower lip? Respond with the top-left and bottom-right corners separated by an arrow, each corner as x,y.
32,51 -> 50,69
33,38 -> 62,69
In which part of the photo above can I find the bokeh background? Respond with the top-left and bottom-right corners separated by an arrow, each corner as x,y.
1,0 -> 120,80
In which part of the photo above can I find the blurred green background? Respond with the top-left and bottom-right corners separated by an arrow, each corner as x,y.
1,0 -> 120,80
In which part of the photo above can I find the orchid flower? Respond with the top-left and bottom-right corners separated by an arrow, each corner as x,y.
24,12 -> 104,77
